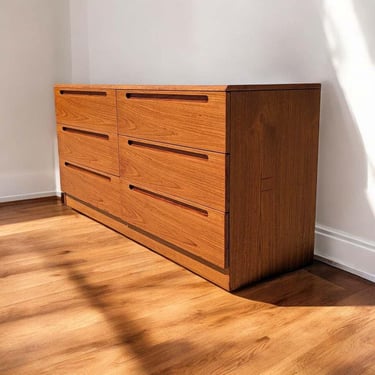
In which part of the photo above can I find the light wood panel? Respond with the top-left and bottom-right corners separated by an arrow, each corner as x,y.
60,161 -> 120,218
57,124 -> 119,176
119,136 -> 227,211
54,87 -> 117,133
120,181 -> 227,268
0,199 -> 374,375
117,90 -> 227,152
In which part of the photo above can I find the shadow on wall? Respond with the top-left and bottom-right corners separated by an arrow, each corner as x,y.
314,0 -> 375,241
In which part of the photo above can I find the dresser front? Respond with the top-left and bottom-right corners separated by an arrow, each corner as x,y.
117,88 -> 230,270
55,87 -> 121,217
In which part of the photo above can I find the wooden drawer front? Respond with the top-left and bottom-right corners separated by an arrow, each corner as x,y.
55,87 -> 117,133
121,182 -> 227,268
119,136 -> 227,211
117,90 -> 227,152
58,125 -> 119,176
60,161 -> 120,217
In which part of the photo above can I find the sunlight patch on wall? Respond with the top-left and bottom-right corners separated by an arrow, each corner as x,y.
322,0 -> 375,215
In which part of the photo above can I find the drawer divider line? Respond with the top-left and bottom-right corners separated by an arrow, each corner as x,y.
64,162 -> 111,181
62,126 -> 109,140
127,140 -> 208,159
129,185 -> 209,217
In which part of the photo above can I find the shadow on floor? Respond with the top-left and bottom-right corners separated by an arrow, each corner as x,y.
0,197 -> 75,225
234,261 -> 375,307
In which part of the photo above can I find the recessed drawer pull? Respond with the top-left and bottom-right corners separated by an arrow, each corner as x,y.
129,185 -> 208,217
125,93 -> 208,103
59,90 -> 107,96
127,140 -> 209,160
62,127 -> 109,140
64,162 -> 111,181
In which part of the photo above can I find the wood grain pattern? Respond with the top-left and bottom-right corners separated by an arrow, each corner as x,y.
66,195 -> 230,289
55,83 -> 322,291
120,181 -> 227,268
60,161 -> 120,218
228,89 -> 321,290
55,87 -> 117,133
1,198 -> 374,375
117,90 -> 227,152
57,124 -> 119,176
119,135 -> 227,211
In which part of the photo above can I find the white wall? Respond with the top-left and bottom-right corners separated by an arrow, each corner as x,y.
3,1 -> 371,279
0,0 -> 71,201
69,0 -> 89,82
69,0 -> 375,280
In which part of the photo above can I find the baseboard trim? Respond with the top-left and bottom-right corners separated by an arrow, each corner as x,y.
0,191 -> 58,203
315,224 -> 375,283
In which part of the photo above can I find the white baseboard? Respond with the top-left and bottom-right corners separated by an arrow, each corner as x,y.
315,224 -> 375,283
0,191 -> 58,203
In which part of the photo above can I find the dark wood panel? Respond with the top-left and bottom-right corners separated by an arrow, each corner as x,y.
229,89 -> 321,290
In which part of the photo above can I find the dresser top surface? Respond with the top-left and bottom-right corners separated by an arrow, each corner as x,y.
55,83 -> 321,92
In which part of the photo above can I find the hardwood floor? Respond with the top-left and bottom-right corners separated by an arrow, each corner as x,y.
0,198 -> 374,374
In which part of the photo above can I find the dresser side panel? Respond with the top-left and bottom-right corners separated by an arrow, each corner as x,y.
229,89 -> 321,290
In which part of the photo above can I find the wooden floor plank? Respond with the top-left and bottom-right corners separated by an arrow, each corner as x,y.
0,199 -> 374,374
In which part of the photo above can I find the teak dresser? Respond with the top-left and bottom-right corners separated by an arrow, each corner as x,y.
55,84 -> 321,291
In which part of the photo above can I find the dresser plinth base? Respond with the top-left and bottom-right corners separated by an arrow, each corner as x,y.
65,195 -> 231,290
